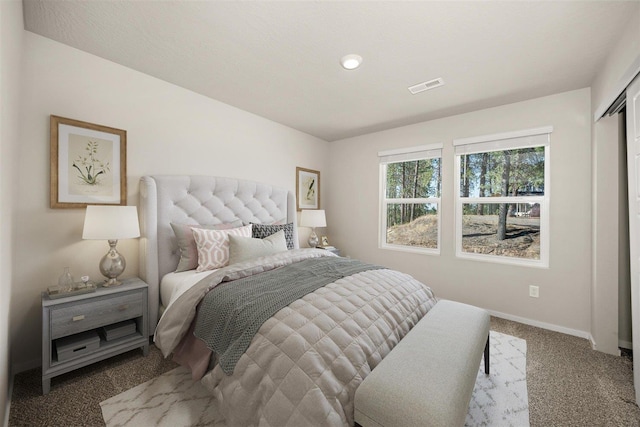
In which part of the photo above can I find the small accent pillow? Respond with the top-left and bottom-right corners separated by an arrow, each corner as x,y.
171,220 -> 243,272
228,230 -> 288,265
251,223 -> 295,249
192,224 -> 253,272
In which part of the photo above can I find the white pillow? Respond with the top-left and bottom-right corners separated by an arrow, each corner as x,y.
192,224 -> 252,272
171,220 -> 243,272
228,230 -> 288,265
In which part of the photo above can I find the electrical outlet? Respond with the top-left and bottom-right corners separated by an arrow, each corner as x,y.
529,285 -> 539,298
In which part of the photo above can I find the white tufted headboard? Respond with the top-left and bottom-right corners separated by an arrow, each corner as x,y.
139,175 -> 299,332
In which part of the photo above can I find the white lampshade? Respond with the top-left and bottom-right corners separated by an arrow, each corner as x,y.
82,206 -> 140,240
300,209 -> 327,228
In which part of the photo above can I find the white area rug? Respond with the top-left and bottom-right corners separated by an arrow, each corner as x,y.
101,331 -> 528,427
465,331 -> 529,427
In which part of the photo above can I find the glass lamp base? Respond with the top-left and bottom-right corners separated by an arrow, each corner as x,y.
102,278 -> 123,287
99,239 -> 126,287
308,229 -> 319,248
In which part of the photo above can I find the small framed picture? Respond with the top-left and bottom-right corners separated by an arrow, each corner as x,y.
296,167 -> 320,210
50,115 -> 127,208
321,236 -> 330,247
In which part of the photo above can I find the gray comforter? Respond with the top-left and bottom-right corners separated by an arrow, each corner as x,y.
155,249 -> 437,426
195,256 -> 384,375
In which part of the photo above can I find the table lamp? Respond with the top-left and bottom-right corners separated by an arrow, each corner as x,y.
300,209 -> 326,248
82,205 -> 140,287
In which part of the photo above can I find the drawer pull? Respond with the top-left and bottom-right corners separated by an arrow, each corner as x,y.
72,315 -> 85,322
118,305 -> 129,311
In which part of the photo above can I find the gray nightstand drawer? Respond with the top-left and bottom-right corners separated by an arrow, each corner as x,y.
50,291 -> 143,339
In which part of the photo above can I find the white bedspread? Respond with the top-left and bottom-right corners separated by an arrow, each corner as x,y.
155,249 -> 437,426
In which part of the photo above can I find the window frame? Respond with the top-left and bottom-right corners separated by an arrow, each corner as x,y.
453,127 -> 552,268
378,143 -> 443,255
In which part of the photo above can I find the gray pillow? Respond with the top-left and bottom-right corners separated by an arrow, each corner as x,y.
228,230 -> 288,265
171,220 -> 243,272
251,223 -> 295,249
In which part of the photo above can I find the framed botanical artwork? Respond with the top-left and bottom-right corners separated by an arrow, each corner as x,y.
296,167 -> 320,210
50,115 -> 127,208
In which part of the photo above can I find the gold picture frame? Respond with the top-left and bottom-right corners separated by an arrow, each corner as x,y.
296,167 -> 320,210
50,115 -> 127,208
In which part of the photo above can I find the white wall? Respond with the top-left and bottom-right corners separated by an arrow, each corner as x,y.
327,89 -> 593,337
10,32 -> 329,371
1,0 -> 23,422
590,8 -> 639,354
591,9 -> 640,114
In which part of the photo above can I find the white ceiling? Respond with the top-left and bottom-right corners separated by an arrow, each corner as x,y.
22,1 -> 639,142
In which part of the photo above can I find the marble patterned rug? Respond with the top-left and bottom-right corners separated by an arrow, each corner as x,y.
100,331 -> 528,427
465,331 -> 529,426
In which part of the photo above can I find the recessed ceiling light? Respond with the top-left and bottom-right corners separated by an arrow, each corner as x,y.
340,54 -> 362,70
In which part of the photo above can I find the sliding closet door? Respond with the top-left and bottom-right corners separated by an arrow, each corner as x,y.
625,74 -> 640,405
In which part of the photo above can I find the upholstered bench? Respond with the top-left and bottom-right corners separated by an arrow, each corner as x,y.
354,299 -> 490,427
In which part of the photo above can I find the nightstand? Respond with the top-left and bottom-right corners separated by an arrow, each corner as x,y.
41,277 -> 149,394
319,246 -> 340,256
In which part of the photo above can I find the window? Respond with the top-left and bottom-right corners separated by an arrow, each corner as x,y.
379,144 -> 442,254
454,127 -> 551,267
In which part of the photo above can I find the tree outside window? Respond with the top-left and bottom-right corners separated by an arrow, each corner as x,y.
380,147 -> 442,253
454,128 -> 550,267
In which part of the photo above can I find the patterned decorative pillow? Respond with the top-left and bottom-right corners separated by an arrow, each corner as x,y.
251,223 -> 295,249
171,221 -> 243,272
192,224 -> 253,272
228,230 -> 288,265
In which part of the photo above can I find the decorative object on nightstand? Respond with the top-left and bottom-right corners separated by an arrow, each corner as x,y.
41,277 -> 149,394
47,269 -> 97,298
300,209 -> 326,248
83,205 -> 140,287
58,267 -> 74,290
318,235 -> 340,255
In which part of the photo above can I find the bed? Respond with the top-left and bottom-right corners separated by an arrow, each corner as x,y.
139,175 -> 437,426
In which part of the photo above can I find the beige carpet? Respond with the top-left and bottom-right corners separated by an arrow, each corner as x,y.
9,343 -> 178,427
491,317 -> 640,426
9,317 -> 640,426
98,331 -> 528,427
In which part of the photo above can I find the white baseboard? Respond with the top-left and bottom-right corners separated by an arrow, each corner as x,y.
488,309 -> 591,340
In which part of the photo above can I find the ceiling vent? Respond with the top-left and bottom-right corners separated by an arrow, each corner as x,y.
408,78 -> 445,95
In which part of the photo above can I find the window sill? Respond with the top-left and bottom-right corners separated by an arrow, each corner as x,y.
456,251 -> 549,268
380,243 -> 440,256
